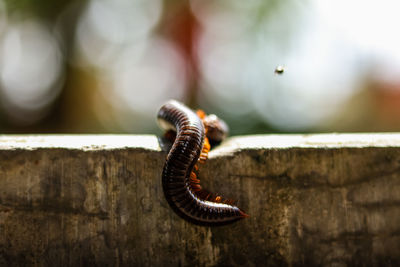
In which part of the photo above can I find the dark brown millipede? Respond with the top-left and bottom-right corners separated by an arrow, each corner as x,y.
157,100 -> 248,226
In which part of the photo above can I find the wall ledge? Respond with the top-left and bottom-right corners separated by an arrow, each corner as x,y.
0,133 -> 399,266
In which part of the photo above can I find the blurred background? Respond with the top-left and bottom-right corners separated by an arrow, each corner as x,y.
0,0 -> 400,135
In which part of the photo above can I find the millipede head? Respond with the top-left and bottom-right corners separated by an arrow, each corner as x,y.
202,114 -> 229,145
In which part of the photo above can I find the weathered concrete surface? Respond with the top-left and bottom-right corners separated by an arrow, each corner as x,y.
1,134 -> 400,266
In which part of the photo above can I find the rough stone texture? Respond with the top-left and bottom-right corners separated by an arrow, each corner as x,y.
1,134 -> 400,266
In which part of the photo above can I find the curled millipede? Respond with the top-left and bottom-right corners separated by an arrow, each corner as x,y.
157,100 -> 248,226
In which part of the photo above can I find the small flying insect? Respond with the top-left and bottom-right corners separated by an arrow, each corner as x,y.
274,65 -> 285,75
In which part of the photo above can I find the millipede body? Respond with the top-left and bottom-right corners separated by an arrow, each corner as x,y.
157,100 -> 248,226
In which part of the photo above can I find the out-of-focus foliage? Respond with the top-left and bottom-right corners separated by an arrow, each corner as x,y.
1,0 -> 400,135
4,0 -> 74,18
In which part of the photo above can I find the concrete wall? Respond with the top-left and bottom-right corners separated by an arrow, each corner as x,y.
1,134 -> 400,266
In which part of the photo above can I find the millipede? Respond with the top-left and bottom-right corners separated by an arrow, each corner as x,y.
157,100 -> 248,226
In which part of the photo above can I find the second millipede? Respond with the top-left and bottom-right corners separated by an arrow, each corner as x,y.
157,100 -> 248,226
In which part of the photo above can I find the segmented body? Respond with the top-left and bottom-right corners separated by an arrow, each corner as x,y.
157,100 -> 248,225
